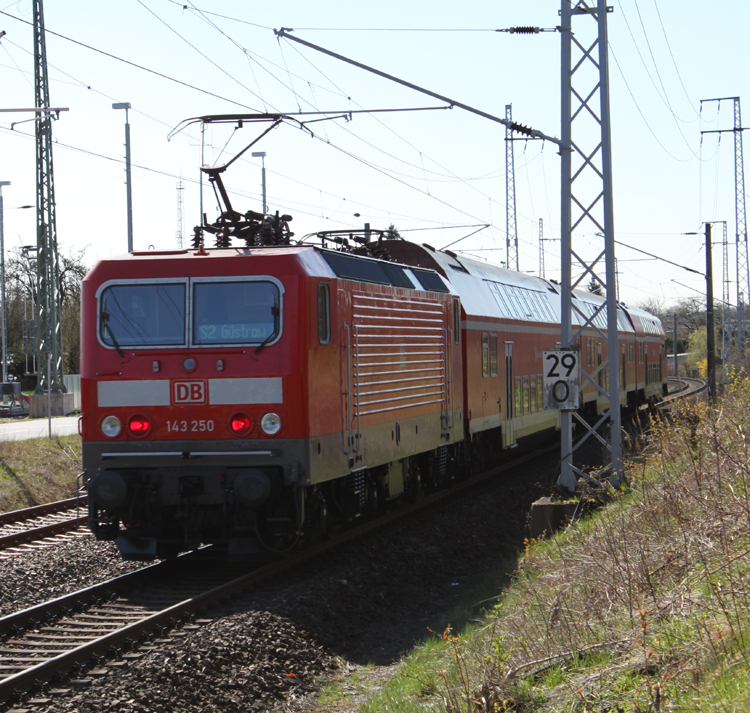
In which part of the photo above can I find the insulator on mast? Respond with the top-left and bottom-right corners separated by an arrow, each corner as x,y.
510,122 -> 534,137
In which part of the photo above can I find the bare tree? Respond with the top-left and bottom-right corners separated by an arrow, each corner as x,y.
5,246 -> 88,378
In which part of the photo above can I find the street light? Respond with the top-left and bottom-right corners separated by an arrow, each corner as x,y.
0,181 -> 8,389
112,102 -> 133,252
251,151 -> 267,214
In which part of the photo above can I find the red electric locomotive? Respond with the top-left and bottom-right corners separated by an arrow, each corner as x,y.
80,235 -> 465,558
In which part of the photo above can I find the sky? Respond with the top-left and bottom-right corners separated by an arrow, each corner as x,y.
0,0 -> 747,310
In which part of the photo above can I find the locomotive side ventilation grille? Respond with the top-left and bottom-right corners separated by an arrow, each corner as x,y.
351,292 -> 447,418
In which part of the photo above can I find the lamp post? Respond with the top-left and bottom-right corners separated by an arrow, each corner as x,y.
251,151 -> 267,214
112,102 -> 133,252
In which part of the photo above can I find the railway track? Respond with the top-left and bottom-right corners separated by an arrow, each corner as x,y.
0,498 -> 88,557
661,376 -> 707,405
0,442 -> 557,707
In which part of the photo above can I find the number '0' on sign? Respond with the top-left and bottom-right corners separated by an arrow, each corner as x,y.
543,350 -> 580,410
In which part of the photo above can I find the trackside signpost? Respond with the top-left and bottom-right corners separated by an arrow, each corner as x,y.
543,349 -> 579,411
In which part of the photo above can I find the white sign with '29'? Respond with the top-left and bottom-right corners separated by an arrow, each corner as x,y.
543,350 -> 580,410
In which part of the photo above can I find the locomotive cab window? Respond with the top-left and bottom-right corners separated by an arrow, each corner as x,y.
193,280 -> 280,346
100,282 -> 186,348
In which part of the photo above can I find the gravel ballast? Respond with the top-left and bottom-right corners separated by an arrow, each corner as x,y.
1,451 -> 564,712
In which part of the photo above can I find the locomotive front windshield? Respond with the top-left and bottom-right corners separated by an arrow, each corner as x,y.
100,283 -> 186,347
193,281 -> 280,345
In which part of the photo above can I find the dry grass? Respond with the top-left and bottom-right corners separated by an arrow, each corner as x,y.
361,379 -> 750,712
0,435 -> 82,511
471,380 -> 750,711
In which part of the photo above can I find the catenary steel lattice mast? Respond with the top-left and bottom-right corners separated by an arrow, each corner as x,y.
33,0 -> 64,394
734,99 -> 747,359
558,0 -> 622,491
700,98 -> 747,363
505,104 -> 519,271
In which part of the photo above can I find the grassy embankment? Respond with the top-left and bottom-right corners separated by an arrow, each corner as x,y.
325,380 -> 750,712
0,435 -> 82,512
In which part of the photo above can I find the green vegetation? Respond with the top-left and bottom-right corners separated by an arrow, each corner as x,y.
324,380 -> 750,711
0,435 -> 82,511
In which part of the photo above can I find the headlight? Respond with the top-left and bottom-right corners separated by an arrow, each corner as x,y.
260,412 -> 281,435
101,415 -> 122,438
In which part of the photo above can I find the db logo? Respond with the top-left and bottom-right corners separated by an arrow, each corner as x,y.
173,380 -> 207,404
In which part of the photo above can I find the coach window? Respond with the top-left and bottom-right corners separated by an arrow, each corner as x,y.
193,280 -> 280,346
530,375 -> 537,413
482,333 -> 489,377
317,282 -> 331,345
514,376 -> 522,417
100,282 -> 185,348
522,376 -> 530,414
490,334 -> 498,377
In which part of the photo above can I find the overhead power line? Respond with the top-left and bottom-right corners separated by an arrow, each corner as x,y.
0,9 -> 261,111
614,238 -> 704,276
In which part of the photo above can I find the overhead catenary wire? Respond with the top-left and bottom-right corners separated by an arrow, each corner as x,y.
1,9 -> 505,237
140,3 -> 517,228
0,9 -> 262,112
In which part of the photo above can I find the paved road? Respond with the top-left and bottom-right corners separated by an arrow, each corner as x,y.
0,415 -> 80,442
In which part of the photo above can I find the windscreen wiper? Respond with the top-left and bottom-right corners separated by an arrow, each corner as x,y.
102,311 -> 125,358
254,299 -> 280,355
253,330 -> 275,356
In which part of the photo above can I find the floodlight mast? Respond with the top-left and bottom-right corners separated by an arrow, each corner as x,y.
112,102 -> 133,252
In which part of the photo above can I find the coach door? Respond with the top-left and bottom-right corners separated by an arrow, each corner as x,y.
503,342 -> 516,448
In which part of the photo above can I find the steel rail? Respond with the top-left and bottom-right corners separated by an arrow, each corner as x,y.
0,517 -> 84,550
659,377 -> 707,406
0,496 -> 87,526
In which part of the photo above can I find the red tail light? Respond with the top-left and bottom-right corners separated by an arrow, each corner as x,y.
128,414 -> 152,437
230,413 -> 252,435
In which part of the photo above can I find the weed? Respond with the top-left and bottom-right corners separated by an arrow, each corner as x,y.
0,434 -> 82,510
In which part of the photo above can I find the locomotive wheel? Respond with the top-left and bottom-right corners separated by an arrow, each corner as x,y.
156,543 -> 180,560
